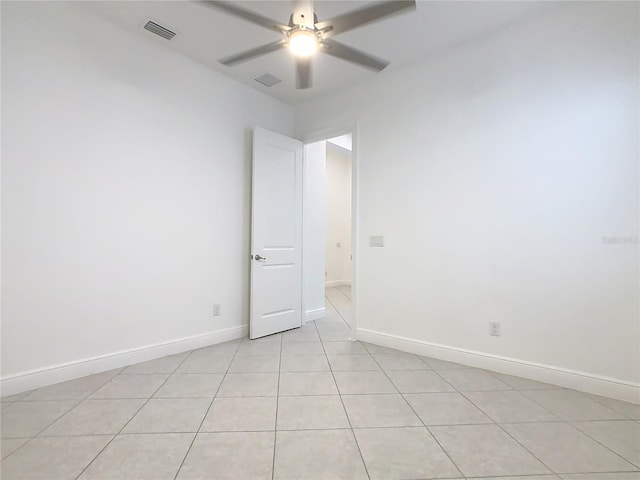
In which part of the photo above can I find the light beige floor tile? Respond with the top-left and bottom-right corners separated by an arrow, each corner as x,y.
327,355 -> 380,371
438,369 -> 512,391
281,342 -> 325,355
22,374 -> 113,401
405,392 -> 493,425
122,398 -> 211,433
430,424 -> 551,476
323,342 -> 367,355
177,432 -> 274,480
478,477 -> 559,480
277,396 -> 349,430
0,392 -> 28,402
387,370 -> 457,393
334,371 -> 397,394
236,341 -> 281,356
572,420 -> 640,466
121,353 -> 189,374
342,394 -> 421,428
174,353 -> 233,374
1,435 -> 112,479
420,357 -> 468,370
228,355 -> 280,373
585,394 -> 640,420
1,437 -> 29,460
273,430 -> 368,480
200,397 -> 277,432
362,343 -> 401,354
217,373 -> 279,397
490,372 -> 558,390
280,355 -> 330,372
522,389 -> 626,421
504,422 -> 637,473
1,400 -> 78,438
190,340 -> 241,356
41,398 -> 146,436
282,326 -> 320,342
466,390 -> 560,423
80,433 -> 194,480
354,427 -> 461,479
372,353 -> 430,371
319,331 -> 353,342
154,374 -> 223,398
279,372 -> 338,396
561,474 -> 640,480
90,374 -> 168,399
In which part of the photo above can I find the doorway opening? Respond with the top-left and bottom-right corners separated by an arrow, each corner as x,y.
302,124 -> 357,340
324,135 -> 353,330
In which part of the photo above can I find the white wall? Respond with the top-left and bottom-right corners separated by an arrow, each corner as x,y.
296,1 -> 640,395
325,142 -> 352,286
1,1 -> 293,387
303,141 -> 326,321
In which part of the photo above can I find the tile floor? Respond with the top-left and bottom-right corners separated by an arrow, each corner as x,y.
1,288 -> 639,479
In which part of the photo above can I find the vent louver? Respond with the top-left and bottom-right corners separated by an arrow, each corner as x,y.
144,21 -> 176,40
255,73 -> 282,87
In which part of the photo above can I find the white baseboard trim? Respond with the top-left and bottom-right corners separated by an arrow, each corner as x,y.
325,280 -> 351,288
305,308 -> 326,322
357,328 -> 640,404
0,325 -> 248,397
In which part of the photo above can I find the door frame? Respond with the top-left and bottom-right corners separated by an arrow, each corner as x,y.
301,122 -> 359,341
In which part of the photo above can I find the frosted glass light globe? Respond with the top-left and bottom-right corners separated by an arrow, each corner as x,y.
288,30 -> 318,57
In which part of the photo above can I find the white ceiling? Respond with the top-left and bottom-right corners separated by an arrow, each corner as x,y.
82,1 -> 555,105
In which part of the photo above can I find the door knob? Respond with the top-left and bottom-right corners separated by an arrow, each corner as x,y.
254,254 -> 266,262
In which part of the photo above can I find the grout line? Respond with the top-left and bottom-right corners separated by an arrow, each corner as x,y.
507,388 -> 640,467
324,290 -> 352,330
315,319 -> 372,480
171,339 -> 244,480
367,352 -> 466,478
271,332 -> 284,480
73,345 -> 205,480
427,366 -> 558,476
568,421 -> 640,470
1,370 -> 120,460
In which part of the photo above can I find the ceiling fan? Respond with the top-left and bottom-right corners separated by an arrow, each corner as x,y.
195,0 -> 417,89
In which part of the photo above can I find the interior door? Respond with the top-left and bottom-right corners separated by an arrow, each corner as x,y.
250,127 -> 304,339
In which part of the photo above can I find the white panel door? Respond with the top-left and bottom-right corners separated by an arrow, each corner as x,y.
250,128 -> 303,339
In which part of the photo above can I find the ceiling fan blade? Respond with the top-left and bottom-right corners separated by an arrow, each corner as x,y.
296,58 -> 312,89
219,39 -> 287,66
195,1 -> 290,33
321,39 -> 389,71
315,0 -> 416,38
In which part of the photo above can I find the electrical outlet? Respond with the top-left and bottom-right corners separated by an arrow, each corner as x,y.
213,304 -> 221,317
489,321 -> 501,336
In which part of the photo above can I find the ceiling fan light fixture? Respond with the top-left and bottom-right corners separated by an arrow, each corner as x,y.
288,29 -> 318,57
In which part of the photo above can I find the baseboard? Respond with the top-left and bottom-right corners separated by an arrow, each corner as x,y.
325,280 -> 351,288
357,328 -> 640,404
305,307 -> 326,322
0,325 -> 248,397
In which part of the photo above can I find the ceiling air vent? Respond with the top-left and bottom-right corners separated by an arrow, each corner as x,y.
255,73 -> 282,88
144,20 -> 176,40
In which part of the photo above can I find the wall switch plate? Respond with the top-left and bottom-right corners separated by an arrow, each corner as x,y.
336,242 -> 341,248
213,304 -> 221,316
370,235 -> 384,247
489,321 -> 501,336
